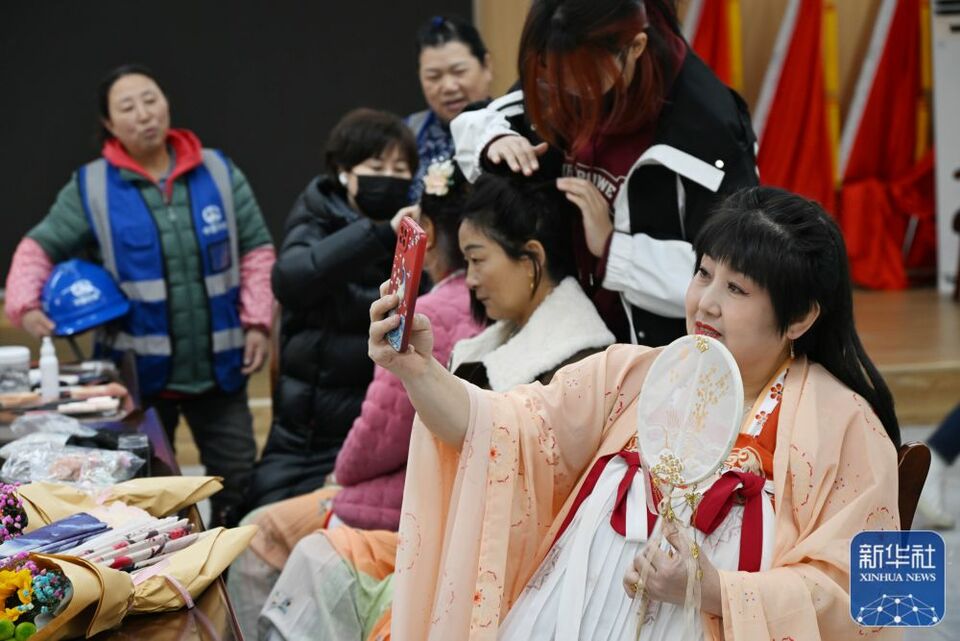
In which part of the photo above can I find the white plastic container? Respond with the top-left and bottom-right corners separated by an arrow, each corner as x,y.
39,337 -> 60,402
0,346 -> 31,393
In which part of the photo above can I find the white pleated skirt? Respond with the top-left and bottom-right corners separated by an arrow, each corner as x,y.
498,458 -> 776,641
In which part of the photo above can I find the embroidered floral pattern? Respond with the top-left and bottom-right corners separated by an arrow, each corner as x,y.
470,570 -> 503,629
769,381 -> 784,401
789,444 -> 815,517
865,506 -> 897,531
725,446 -> 763,475
604,385 -> 626,423
489,426 -> 517,484
744,368 -> 788,437
510,480 -> 534,529
430,572 -> 457,625
395,512 -> 422,573
851,393 -> 888,439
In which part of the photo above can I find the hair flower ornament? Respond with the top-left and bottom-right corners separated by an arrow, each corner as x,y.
423,159 -> 455,197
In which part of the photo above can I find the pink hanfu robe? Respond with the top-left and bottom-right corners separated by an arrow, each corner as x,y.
392,345 -> 902,640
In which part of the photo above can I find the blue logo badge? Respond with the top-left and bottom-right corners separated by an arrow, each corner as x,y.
851,530 -> 945,627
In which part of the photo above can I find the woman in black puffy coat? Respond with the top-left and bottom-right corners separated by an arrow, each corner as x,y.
245,108 -> 419,510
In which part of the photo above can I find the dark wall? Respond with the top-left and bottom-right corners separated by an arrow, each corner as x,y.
0,0 -> 470,283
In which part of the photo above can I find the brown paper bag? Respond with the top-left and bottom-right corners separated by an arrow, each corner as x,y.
129,525 -> 257,613
31,554 -> 133,641
19,477 -> 222,530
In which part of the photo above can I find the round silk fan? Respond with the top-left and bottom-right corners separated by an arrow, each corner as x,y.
633,335 -> 744,639
637,334 -> 743,489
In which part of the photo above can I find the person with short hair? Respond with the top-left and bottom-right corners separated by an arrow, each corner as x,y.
4,64 -> 274,527
407,15 -> 493,201
244,108 -> 418,512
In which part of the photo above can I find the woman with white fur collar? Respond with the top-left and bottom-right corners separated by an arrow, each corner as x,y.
255,173 -> 613,641
453,173 -> 615,390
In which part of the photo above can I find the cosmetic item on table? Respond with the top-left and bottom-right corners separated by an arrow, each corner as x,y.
39,338 -> 60,403
116,434 -> 151,478
56,396 -> 121,416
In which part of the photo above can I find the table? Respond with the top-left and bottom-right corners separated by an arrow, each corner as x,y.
89,408 -> 244,641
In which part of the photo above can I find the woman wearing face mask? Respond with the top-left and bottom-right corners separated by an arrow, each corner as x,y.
256,174 -> 614,641
4,64 -> 275,528
229,163 -> 483,636
453,0 -> 758,346
407,15 -> 493,201
244,108 -> 418,512
370,186 -> 900,641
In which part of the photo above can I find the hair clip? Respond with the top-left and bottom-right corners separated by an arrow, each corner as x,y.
423,159 -> 455,197
431,16 -> 446,29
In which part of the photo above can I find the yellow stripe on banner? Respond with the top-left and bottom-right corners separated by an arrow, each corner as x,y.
822,0 -> 841,186
727,0 -> 745,93
916,0 -> 932,161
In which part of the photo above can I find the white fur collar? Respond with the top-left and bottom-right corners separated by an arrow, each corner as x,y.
449,277 -> 615,391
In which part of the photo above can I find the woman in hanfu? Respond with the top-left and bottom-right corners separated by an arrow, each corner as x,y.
370,186 -> 903,640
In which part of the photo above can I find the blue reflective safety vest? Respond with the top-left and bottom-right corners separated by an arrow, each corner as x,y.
77,150 -> 245,397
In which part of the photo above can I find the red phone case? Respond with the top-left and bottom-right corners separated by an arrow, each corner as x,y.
386,217 -> 427,352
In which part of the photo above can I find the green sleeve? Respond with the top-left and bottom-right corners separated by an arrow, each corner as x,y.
229,161 -> 273,254
26,176 -> 97,262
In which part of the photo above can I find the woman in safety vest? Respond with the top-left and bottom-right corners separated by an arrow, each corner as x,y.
4,64 -> 275,528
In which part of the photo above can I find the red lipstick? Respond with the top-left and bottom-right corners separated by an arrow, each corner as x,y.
694,321 -> 722,338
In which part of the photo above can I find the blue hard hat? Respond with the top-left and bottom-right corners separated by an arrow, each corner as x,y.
41,259 -> 131,336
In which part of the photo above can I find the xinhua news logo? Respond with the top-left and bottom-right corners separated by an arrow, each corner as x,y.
851,530 -> 945,627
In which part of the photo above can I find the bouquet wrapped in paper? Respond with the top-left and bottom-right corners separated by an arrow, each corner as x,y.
3,477 -> 255,640
17,477 -> 223,528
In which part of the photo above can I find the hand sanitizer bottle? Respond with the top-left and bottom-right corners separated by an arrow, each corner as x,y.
39,336 -> 60,402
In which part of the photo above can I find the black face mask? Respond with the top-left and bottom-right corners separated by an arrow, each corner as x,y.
354,175 -> 412,221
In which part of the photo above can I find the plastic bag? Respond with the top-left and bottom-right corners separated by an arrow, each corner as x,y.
0,432 -> 71,459
1,443 -> 144,489
10,412 -> 96,437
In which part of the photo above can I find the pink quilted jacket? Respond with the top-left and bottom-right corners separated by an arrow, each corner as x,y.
332,271 -> 480,530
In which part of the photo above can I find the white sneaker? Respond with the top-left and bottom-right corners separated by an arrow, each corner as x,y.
917,450 -> 956,530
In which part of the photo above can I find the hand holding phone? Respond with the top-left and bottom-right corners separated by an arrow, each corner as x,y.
386,217 -> 427,352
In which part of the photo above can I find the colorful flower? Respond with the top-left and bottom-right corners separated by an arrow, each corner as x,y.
0,484 -> 26,543
0,556 -> 67,628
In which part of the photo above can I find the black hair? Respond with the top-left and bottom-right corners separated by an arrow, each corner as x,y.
693,186 -> 901,448
324,108 -> 419,178
419,164 -> 469,274
461,173 -> 576,324
416,15 -> 489,62
96,63 -> 163,144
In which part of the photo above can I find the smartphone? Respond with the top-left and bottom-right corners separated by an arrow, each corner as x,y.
386,217 -> 427,353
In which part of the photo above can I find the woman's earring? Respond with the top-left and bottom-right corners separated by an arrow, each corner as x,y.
338,172 -> 349,187
790,340 -> 796,360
